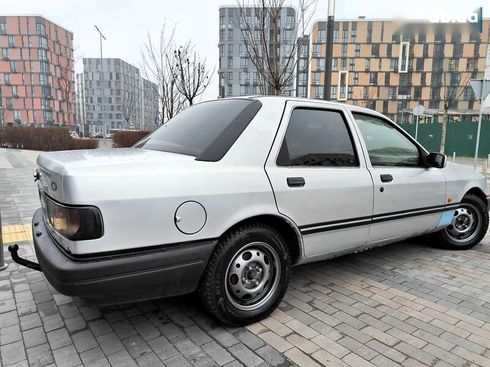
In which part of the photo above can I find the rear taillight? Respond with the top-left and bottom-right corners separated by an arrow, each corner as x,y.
40,192 -> 103,240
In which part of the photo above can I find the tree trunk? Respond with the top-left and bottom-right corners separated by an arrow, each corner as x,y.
439,114 -> 448,154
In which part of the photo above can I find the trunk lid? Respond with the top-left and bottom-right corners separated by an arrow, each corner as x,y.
36,148 -> 196,203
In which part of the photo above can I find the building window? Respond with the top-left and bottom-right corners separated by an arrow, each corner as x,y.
349,59 -> 355,71
372,44 -> 379,57
390,58 -> 398,71
341,44 -> 347,57
8,36 -> 14,47
398,42 -> 409,73
342,30 -> 348,43
38,49 -> 47,61
312,44 -> 321,57
4,73 -> 11,85
338,71 -> 348,100
386,44 -> 392,57
228,44 -> 233,54
453,44 -> 463,58
40,74 -> 49,85
332,58 -> 338,71
36,23 -> 46,35
369,72 -> 377,85
311,72 -> 320,85
228,57 -> 233,68
355,44 -> 360,57
14,110 -> 21,122
316,58 -> 325,71
330,86 -> 337,99
416,58 -> 423,71
240,57 -> 249,68
353,72 -> 359,85
467,58 -> 477,71
365,58 -> 370,70
392,33 -> 400,43
40,61 -> 49,74
351,30 -> 357,42
314,86 -> 323,99
388,87 -> 396,100
10,61 -> 16,72
2,48 -> 9,60
0,23 -> 6,35
318,29 -> 326,42
399,73 -> 411,95
414,86 -> 422,100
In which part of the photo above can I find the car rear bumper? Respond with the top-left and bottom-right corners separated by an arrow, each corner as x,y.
30,208 -> 216,304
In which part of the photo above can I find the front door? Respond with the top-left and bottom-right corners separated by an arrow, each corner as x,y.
265,101 -> 374,259
350,112 -> 447,244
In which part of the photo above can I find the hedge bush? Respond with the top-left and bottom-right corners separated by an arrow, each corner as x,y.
0,127 -> 99,151
113,130 -> 150,148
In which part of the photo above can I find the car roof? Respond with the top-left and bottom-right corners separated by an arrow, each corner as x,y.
240,95 -> 386,118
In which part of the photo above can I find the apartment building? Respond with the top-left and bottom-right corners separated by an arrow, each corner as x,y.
218,6 -> 297,98
0,15 -> 74,126
308,18 -> 490,121
79,58 -> 158,134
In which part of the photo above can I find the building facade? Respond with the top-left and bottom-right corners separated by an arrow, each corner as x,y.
79,58 -> 158,134
296,35 -> 310,98
308,19 -> 490,121
0,15 -> 74,126
218,6 -> 297,98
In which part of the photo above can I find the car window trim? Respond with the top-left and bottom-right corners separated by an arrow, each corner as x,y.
352,111 -> 428,168
275,106 -> 361,168
196,99 -> 262,162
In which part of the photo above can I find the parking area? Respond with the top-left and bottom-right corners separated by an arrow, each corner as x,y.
2,147 -> 490,367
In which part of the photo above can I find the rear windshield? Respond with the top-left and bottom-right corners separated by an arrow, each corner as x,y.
136,99 -> 258,158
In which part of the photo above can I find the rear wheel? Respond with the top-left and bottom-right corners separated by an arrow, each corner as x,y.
433,194 -> 489,250
198,223 -> 290,326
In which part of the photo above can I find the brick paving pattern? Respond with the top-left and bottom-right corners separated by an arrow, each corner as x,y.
1,148 -> 490,367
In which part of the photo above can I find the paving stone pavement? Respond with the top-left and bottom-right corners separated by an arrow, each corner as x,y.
2,147 -> 490,367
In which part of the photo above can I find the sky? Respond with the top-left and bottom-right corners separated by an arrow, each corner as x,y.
2,0 -> 488,102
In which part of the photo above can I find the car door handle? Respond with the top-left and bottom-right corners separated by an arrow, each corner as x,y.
380,174 -> 393,183
287,177 -> 305,187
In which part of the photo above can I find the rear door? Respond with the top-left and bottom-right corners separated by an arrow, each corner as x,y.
350,112 -> 447,244
265,101 -> 374,258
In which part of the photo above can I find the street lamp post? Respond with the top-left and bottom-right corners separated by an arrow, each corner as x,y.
94,25 -> 106,136
323,0 -> 335,100
470,79 -> 490,169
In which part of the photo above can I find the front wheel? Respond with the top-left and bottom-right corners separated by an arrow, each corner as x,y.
433,194 -> 489,250
198,223 -> 290,326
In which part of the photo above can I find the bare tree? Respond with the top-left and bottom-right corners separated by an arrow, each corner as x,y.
141,23 -> 184,124
439,61 -> 471,153
173,44 -> 213,106
236,0 -> 317,95
122,91 -> 136,129
354,86 -> 377,110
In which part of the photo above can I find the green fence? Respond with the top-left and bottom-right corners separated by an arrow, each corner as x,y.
400,119 -> 490,157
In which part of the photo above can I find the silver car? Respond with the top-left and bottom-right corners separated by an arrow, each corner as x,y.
10,97 -> 489,325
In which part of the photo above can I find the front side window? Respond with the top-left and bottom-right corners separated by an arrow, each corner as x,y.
353,113 -> 420,167
277,108 -> 358,167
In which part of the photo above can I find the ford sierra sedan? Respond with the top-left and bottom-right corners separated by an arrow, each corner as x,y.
10,96 -> 489,325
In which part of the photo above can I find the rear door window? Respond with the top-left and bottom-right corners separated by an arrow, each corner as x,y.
277,108 -> 358,167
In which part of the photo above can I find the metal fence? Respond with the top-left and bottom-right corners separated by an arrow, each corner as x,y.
400,119 -> 490,158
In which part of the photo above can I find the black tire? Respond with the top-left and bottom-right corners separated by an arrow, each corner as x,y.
433,194 -> 489,250
198,223 -> 290,326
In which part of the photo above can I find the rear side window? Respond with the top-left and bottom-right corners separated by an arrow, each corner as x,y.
277,108 -> 358,167
136,99 -> 261,161
352,113 -> 420,167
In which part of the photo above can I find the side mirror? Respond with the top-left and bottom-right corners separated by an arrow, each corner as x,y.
425,152 -> 446,168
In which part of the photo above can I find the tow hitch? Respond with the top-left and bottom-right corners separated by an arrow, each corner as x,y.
8,244 -> 41,272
